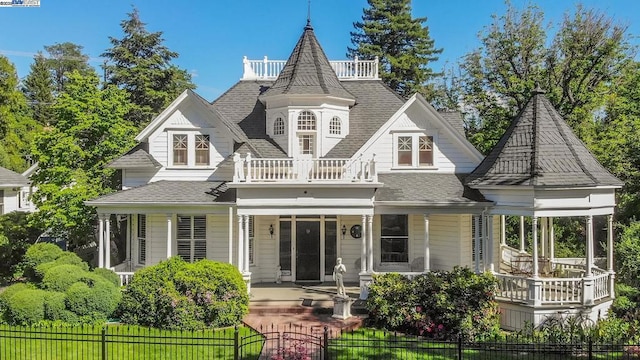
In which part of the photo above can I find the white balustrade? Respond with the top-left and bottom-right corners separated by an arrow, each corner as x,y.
593,272 -> 609,301
540,278 -> 583,304
116,272 -> 135,286
241,56 -> 379,80
494,273 -> 529,303
232,155 -> 377,183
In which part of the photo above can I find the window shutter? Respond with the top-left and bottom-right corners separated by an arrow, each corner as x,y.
177,216 -> 191,239
248,216 -> 254,265
194,240 -> 207,261
177,241 -> 191,261
472,215 -> 484,262
137,214 -> 146,264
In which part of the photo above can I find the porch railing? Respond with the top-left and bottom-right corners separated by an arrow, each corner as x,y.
115,272 -> 134,286
241,55 -> 379,80
232,153 -> 377,183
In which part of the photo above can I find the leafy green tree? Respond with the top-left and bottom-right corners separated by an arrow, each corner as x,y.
0,212 -> 43,282
22,53 -> 55,126
0,55 -> 40,172
453,2 -> 630,153
348,0 -> 442,99
103,8 -> 194,127
43,42 -> 93,94
30,71 -> 136,246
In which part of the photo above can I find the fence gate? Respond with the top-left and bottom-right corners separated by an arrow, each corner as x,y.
239,324 -> 327,360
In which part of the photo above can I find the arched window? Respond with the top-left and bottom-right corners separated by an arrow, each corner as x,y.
297,111 -> 316,130
273,117 -> 285,135
329,116 -> 342,135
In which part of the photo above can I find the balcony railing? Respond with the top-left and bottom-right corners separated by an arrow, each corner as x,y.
241,56 -> 379,80
232,153 -> 377,183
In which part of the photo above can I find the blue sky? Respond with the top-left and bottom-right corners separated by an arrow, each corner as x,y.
1,0 -> 638,101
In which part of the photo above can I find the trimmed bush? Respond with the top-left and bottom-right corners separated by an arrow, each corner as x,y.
21,243 -> 64,281
366,267 -> 500,340
5,289 -> 47,325
41,264 -> 92,292
93,268 -> 121,287
118,257 -> 249,330
65,280 -> 121,320
0,283 -> 35,320
43,291 -> 66,320
35,252 -> 88,280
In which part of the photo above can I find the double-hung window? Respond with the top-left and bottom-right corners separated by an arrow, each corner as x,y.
173,134 -> 188,166
395,134 -> 435,167
137,214 -> 146,265
171,132 -> 212,167
380,215 -> 409,263
177,215 -> 207,262
195,135 -> 210,166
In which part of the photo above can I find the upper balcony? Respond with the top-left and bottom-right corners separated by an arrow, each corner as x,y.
241,56 -> 380,81
232,153 -> 378,184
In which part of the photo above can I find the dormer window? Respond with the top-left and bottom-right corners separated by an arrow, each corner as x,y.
274,117 -> 285,135
195,135 -> 210,165
329,116 -> 341,135
173,134 -> 188,165
297,111 -> 316,130
394,133 -> 435,168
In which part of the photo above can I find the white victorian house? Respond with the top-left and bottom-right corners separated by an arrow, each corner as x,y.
0,164 -> 36,215
87,22 -> 622,330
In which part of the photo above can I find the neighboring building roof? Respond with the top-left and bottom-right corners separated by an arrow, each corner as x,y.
466,89 -> 623,188
261,22 -> 355,101
376,173 -> 488,204
438,111 -> 466,137
0,166 -> 29,187
108,145 -> 161,169
86,181 -> 235,205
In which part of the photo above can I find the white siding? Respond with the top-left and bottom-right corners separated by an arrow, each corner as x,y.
147,214 -> 169,266
339,215 -> 363,283
251,215 -> 278,283
424,214 -> 463,271
207,215 -> 230,263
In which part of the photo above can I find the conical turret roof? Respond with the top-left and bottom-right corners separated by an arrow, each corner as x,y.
261,22 -> 355,100
466,88 -> 622,188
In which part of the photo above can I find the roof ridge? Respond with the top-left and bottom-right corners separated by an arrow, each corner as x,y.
530,92 -> 540,185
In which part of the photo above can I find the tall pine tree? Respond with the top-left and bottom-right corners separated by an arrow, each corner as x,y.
22,52 -> 55,126
348,0 -> 442,99
102,8 -> 195,128
44,42 -> 93,94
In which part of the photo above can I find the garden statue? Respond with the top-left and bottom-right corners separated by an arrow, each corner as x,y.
275,265 -> 282,284
333,257 -> 347,297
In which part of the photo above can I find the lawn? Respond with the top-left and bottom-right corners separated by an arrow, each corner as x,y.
0,324 -> 262,360
327,328 -> 633,360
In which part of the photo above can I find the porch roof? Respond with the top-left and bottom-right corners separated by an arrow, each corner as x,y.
0,166 -> 29,187
375,173 -> 490,205
86,181 -> 235,206
108,145 -> 161,169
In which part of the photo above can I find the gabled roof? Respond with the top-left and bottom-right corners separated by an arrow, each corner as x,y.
466,89 -> 623,188
260,22 -> 355,101
376,173 -> 488,205
0,166 -> 29,187
86,181 -> 235,206
108,144 -> 161,169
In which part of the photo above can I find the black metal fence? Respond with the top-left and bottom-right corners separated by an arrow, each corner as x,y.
2,324 -> 640,360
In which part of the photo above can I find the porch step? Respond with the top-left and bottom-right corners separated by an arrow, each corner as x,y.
249,300 -> 368,315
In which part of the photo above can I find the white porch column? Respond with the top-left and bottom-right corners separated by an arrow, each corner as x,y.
488,215 -> 494,272
482,211 -> 488,272
367,215 -> 373,273
474,216 -> 480,273
125,215 -> 131,269
607,214 -> 616,299
586,215 -> 593,277
423,214 -> 430,272
98,215 -> 105,268
541,218 -> 547,258
500,215 -> 506,246
237,215 -> 244,272
549,218 -> 556,263
360,215 -> 367,273
532,217 -> 539,278
228,207 -> 233,264
519,216 -> 526,253
243,215 -> 250,273
105,215 -> 111,269
166,214 -> 172,259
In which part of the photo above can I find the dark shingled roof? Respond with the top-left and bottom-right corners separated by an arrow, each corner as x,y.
86,181 -> 235,205
212,80 -> 405,159
376,173 -> 488,204
466,89 -> 623,188
108,145 -> 161,169
260,23 -> 354,100
438,111 -> 466,137
0,166 -> 28,187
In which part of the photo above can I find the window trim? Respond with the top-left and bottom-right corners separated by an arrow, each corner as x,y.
167,130 -> 215,168
329,116 -> 342,135
392,132 -> 438,169
273,117 -> 285,136
195,134 -> 210,166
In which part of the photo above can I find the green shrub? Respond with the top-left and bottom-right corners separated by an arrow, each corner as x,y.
118,257 -> 249,330
43,291 -> 66,320
0,283 -> 35,320
616,222 -> 640,288
21,243 -> 64,281
65,279 -> 121,320
0,212 -> 43,282
366,267 -> 500,340
93,268 -> 121,287
35,252 -> 88,280
4,289 -> 47,325
41,264 -> 92,292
